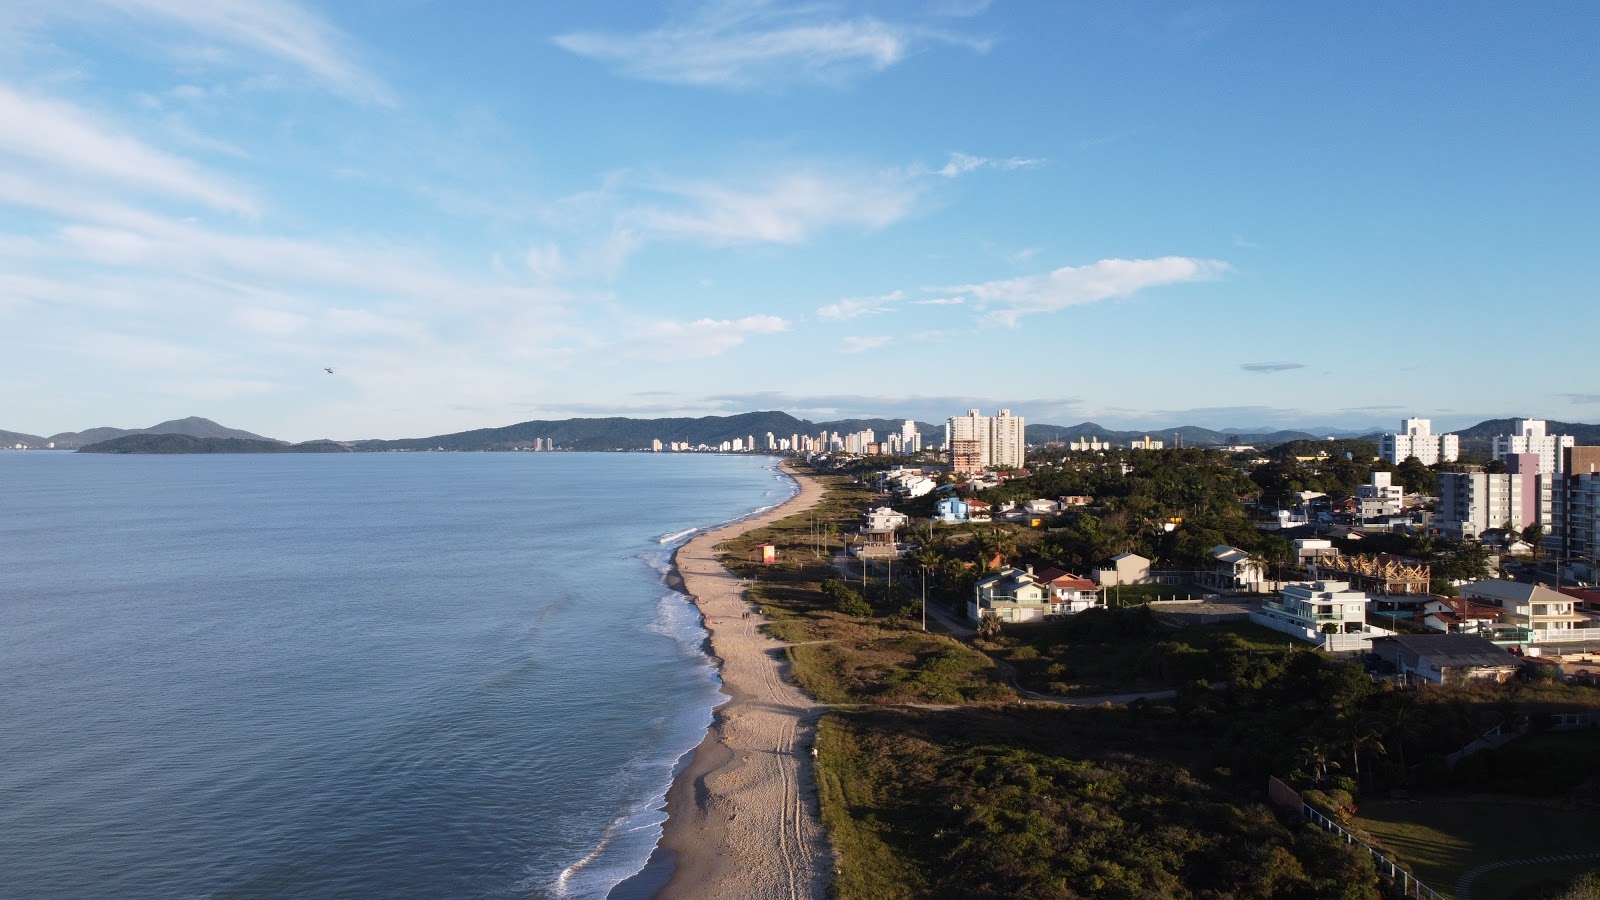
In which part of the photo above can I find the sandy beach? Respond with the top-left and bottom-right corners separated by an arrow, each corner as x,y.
650,461 -> 831,900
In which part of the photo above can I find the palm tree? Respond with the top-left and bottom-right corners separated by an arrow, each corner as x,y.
1297,737 -> 1340,785
908,547 -> 946,631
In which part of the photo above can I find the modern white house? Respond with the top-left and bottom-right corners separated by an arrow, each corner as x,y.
1250,580 -> 1393,652
1379,418 -> 1460,466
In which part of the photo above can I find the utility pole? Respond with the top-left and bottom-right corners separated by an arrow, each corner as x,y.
921,564 -> 928,631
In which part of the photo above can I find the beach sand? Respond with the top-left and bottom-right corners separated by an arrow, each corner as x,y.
648,462 -> 831,900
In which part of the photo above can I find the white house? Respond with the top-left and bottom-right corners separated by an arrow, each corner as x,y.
1023,498 -> 1061,517
1250,580 -> 1393,652
1204,545 -> 1267,594
1356,471 -> 1406,520
935,497 -> 970,524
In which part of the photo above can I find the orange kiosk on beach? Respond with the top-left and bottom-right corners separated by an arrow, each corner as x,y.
758,544 -> 776,564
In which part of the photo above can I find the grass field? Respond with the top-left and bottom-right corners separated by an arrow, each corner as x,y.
1355,795 -> 1600,898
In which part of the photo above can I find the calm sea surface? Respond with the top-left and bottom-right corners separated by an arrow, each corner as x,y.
0,451 -> 792,898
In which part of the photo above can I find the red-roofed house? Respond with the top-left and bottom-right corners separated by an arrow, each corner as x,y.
1035,567 -> 1102,614
1423,597 -> 1502,635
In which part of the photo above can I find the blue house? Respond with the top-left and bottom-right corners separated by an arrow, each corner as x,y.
936,496 -> 970,524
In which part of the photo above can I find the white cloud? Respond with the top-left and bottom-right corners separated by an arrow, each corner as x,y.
553,2 -> 984,90
841,335 -> 891,354
950,256 -> 1230,325
84,0 -> 392,104
626,314 -> 791,360
817,290 -> 903,321
910,296 -> 963,306
933,151 -> 1044,178
0,83 -> 254,214
525,242 -> 564,277
625,169 -> 918,245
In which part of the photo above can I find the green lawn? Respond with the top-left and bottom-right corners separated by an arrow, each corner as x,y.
1355,797 -> 1600,898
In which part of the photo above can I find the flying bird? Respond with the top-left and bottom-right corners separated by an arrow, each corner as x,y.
324,367 -> 335,374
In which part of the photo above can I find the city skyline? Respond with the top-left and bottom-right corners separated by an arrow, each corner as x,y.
2,3 -> 1597,442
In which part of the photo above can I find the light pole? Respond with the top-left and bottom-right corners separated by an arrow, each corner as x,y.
921,563 -> 927,631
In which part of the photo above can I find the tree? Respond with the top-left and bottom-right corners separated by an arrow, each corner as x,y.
977,612 -> 1002,641
1522,524 -> 1546,563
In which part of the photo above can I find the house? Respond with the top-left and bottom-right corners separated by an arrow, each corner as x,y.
1203,545 -> 1267,594
1371,634 -> 1522,684
859,506 -> 910,559
935,496 -> 970,524
1034,567 -> 1102,614
1023,498 -> 1061,517
1422,596 -> 1503,635
966,499 -> 993,522
1059,495 -> 1094,507
1249,580 -> 1394,652
1295,538 -> 1338,565
970,566 -> 1050,623
1458,580 -> 1593,645
1093,552 -> 1151,587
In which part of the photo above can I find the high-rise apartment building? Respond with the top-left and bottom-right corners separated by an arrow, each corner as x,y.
1379,418 -> 1460,466
945,408 -> 1026,473
1493,419 -> 1576,475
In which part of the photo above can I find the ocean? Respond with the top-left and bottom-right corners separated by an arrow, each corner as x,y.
0,451 -> 793,898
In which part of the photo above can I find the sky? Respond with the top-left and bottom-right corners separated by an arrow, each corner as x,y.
1,1 -> 1596,442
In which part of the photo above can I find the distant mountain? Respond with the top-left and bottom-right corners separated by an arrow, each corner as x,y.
350,411 -> 941,452
1,429 -> 51,448
1025,422 -> 1333,448
79,434 -> 347,454
45,417 -> 280,449
1450,418 -> 1600,459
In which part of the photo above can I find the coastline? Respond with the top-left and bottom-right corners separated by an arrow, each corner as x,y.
613,460 -> 830,900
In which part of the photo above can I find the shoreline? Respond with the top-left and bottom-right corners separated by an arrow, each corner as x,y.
612,460 -> 830,900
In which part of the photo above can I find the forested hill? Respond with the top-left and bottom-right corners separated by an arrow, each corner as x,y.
351,412 -> 943,452
78,434 -> 350,454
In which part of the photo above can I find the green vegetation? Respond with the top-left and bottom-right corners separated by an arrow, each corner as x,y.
818,706 -> 1380,900
78,433 -> 346,453
985,607 -> 1301,695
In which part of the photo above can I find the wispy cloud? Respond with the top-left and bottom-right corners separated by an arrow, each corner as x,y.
624,314 -> 791,360
622,169 -> 919,245
817,290 -> 903,321
910,296 -> 963,306
1232,233 -> 1262,250
0,83 -> 254,215
1240,361 -> 1305,373
83,0 -> 392,103
553,2 -> 987,90
1564,393 -> 1600,405
948,257 -> 1230,326
931,151 -> 1045,178
840,335 -> 891,354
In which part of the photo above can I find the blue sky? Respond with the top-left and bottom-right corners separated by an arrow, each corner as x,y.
1,1 -> 1596,441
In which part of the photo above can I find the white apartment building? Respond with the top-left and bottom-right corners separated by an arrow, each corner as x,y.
1434,460 -> 1550,540
1492,418 -> 1575,475
1379,418 -> 1460,466
945,408 -> 1026,473
1357,471 -> 1405,519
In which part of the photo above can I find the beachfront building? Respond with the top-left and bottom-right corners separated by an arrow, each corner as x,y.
970,566 -> 1050,623
946,408 -> 1026,474
1379,418 -> 1460,466
1250,580 -> 1393,652
1493,419 -> 1575,475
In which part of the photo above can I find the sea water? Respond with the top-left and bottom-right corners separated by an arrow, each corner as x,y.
0,451 -> 793,898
